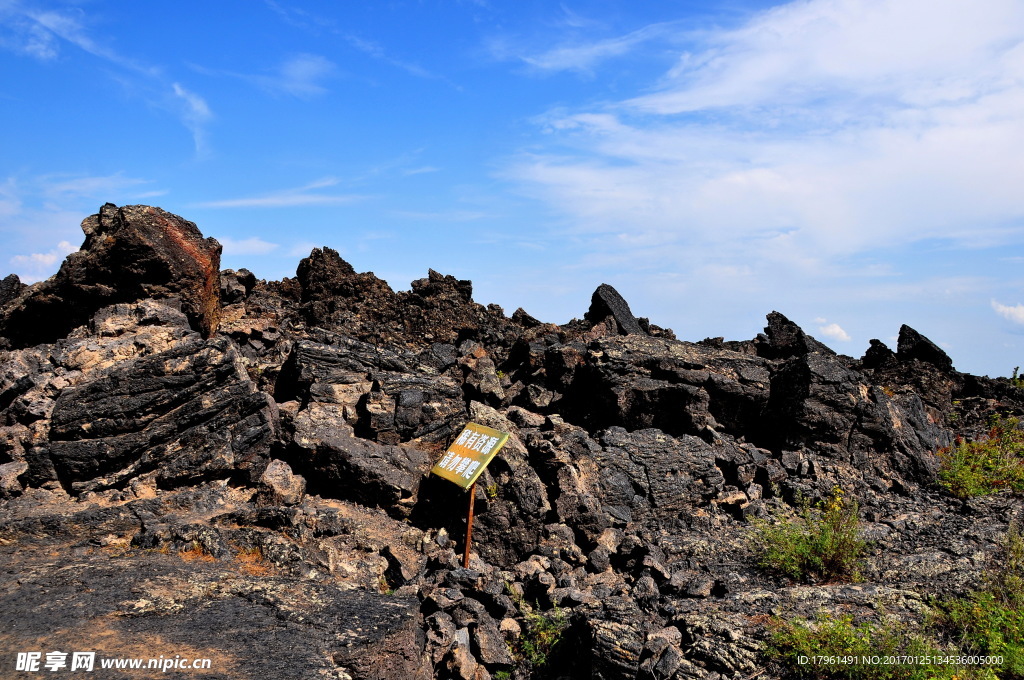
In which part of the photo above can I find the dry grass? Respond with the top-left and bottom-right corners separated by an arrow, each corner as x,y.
234,547 -> 271,576
178,543 -> 217,563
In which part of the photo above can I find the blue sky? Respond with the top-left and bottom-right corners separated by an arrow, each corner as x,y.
1,0 -> 1023,378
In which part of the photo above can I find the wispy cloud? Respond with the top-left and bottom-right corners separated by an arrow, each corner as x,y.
8,239 -> 77,283
24,6 -> 157,75
2,3 -> 213,156
260,1 -> 444,82
42,173 -> 149,197
0,3 -> 58,59
216,236 -> 280,256
993,300 -> 1024,325
392,209 -> 488,222
402,166 -> 440,176
344,34 -> 446,82
491,21 -> 681,75
507,0 -> 1024,269
210,53 -> 338,98
192,178 -> 365,209
171,83 -> 213,156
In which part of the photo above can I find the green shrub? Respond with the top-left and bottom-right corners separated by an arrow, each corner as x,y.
938,416 -> 1024,499
749,487 -> 868,583
768,615 -> 956,680
933,523 -> 1024,677
516,606 -> 569,670
940,592 -> 1024,677
1011,367 -> 1023,390
766,524 -> 1024,680
504,582 -> 569,672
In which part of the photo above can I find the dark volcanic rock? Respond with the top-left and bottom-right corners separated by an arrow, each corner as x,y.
897,324 -> 954,372
0,525 -> 427,680
0,274 -> 24,307
0,204 -> 222,348
48,336 -> 276,493
220,268 -> 257,304
275,339 -> 466,445
586,283 -> 646,336
6,204 -> 1024,680
297,246 -> 404,341
861,338 -> 897,369
286,402 -> 430,518
765,348 -> 948,490
594,427 -> 736,529
760,310 -> 835,359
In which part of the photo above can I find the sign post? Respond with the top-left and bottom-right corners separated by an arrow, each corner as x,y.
430,422 -> 510,568
464,482 -> 476,568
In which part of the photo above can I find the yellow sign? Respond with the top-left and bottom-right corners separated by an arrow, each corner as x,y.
431,422 -> 509,490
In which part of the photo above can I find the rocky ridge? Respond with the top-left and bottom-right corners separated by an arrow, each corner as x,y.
1,204 -> 1022,679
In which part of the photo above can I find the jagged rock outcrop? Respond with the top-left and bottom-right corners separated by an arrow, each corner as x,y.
48,336 -> 276,493
586,283 -> 646,336
2,204 -> 1024,680
0,203 -> 222,348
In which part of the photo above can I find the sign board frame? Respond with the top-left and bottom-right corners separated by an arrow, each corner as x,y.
430,422 -> 509,490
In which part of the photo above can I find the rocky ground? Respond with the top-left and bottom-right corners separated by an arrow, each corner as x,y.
1,204 -> 1022,679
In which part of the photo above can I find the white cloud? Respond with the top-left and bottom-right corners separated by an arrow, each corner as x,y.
9,240 -> 78,283
2,4 -> 212,155
171,83 -> 213,156
507,0 -> 1024,267
16,6 -> 156,75
403,166 -> 440,176
519,22 -> 679,74
260,53 -> 336,97
993,300 -> 1024,325
817,322 -> 851,342
630,0 -> 1024,114
489,21 -> 682,75
216,236 -> 280,256
192,178 -> 364,209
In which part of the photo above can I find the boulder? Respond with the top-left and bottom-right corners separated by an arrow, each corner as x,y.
0,204 -> 222,348
47,336 -> 276,492
897,324 -> 954,372
220,268 -> 257,304
760,310 -> 835,359
287,402 -> 431,518
255,459 -> 306,506
585,283 -> 646,336
0,273 -> 24,307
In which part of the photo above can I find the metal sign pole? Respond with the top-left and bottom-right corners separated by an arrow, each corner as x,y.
463,482 -> 476,568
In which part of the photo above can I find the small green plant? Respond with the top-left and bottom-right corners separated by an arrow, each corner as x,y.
516,605 -> 569,670
931,521 -> 1024,678
765,523 -> 1024,679
504,582 -> 569,671
938,415 -> 1024,499
749,487 -> 868,583
1012,367 -> 1023,390
485,483 -> 499,499
768,614 -> 956,680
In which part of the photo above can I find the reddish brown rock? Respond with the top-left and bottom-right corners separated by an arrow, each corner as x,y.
0,203 -> 221,348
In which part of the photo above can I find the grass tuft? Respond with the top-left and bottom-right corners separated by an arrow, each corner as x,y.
938,415 -> 1024,499
749,487 -> 868,583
